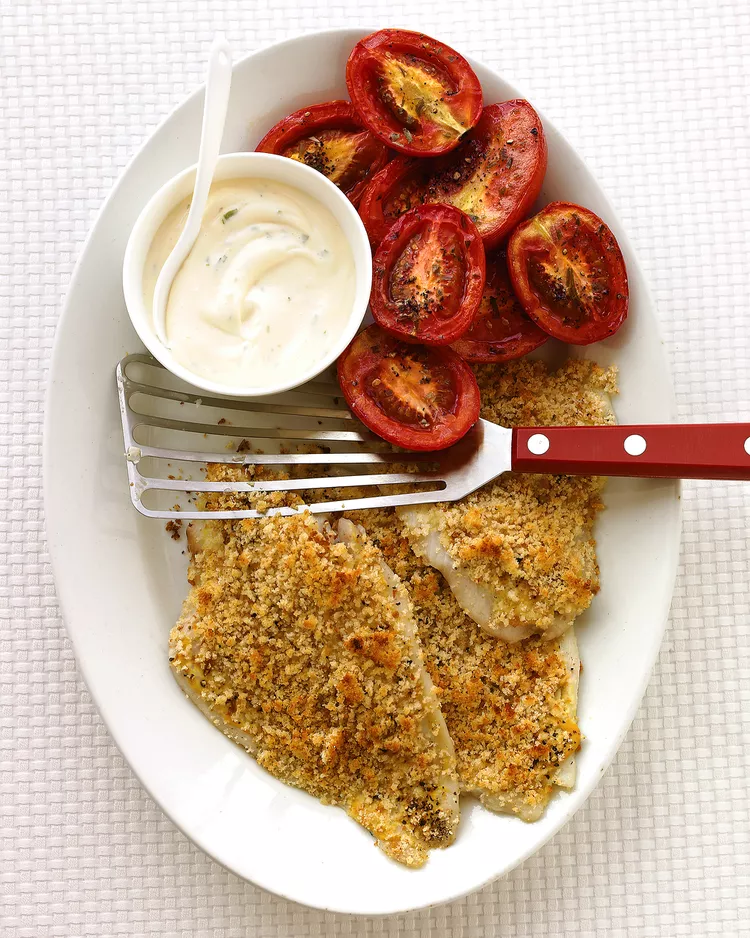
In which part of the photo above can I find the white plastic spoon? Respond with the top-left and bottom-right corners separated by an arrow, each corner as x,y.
153,36 -> 233,347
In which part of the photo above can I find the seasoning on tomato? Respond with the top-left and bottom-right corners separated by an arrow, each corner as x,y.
337,324 -> 481,451
255,100 -> 390,205
345,29 -> 483,157
507,202 -> 629,345
371,204 -> 486,346
357,156 -> 431,245
451,248 -> 548,362
424,100 -> 547,248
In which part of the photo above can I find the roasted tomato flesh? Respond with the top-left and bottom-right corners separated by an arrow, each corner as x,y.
366,350 -> 457,429
371,204 -> 485,346
380,165 -> 427,223
357,157 -> 430,245
337,324 -> 481,451
255,101 -> 389,204
451,249 -> 548,362
527,220 -> 613,322
389,223 -> 467,322
283,128 -> 386,194
346,29 -> 483,156
374,52 -> 466,140
507,202 -> 628,345
357,101 -> 546,247
424,100 -> 547,247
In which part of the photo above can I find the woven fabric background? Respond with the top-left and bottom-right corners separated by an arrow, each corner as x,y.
2,0 -> 749,934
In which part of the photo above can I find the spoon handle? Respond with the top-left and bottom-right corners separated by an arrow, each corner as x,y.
153,37 -> 233,346
190,36 -> 233,237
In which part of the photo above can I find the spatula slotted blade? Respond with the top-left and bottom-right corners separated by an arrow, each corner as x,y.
116,354 -> 512,519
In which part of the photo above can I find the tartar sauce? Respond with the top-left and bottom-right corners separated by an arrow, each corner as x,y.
143,178 -> 356,388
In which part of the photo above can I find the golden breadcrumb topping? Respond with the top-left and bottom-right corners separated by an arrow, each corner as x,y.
344,506 -> 580,819
474,357 -> 618,428
169,513 -> 457,868
398,358 -> 617,638
398,473 -> 605,637
170,356 -> 617,839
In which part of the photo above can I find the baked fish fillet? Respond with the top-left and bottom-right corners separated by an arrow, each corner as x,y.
345,507 -> 581,821
170,513 -> 458,868
398,358 -> 617,642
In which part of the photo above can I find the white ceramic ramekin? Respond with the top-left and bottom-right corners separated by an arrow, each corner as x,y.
122,151 -> 372,397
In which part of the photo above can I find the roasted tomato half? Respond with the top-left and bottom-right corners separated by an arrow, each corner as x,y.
451,248 -> 548,362
255,100 -> 390,205
507,202 -> 629,345
424,100 -> 547,248
346,29 -> 483,157
358,156 -> 431,245
371,204 -> 486,346
337,324 -> 481,451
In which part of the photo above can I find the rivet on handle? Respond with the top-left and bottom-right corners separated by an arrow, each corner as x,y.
624,434 -> 647,456
527,433 -> 550,455
744,437 -> 750,456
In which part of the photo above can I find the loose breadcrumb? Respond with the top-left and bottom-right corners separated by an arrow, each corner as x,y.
475,357 -> 618,428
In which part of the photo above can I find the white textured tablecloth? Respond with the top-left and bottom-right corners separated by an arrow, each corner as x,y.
2,1 -> 750,934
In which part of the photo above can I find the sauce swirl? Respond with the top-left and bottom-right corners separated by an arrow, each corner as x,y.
143,178 -> 356,388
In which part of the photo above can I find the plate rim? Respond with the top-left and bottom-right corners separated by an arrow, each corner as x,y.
44,25 -> 683,915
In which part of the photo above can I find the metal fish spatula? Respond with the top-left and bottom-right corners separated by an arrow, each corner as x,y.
117,353 -> 750,520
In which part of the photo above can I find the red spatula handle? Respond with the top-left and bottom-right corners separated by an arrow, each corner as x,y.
512,424 -> 750,480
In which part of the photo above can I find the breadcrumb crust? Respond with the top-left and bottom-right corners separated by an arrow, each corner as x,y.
398,359 -> 617,639
168,357 -> 618,847
170,513 -> 458,867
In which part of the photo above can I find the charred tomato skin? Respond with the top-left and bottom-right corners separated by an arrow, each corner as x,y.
424,100 -> 548,249
346,29 -> 483,157
337,324 -> 481,451
507,201 -> 629,345
255,100 -> 390,205
357,156 -> 431,246
370,203 -> 486,346
451,248 -> 548,362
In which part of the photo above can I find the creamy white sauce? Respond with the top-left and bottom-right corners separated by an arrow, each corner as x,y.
143,178 -> 356,388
